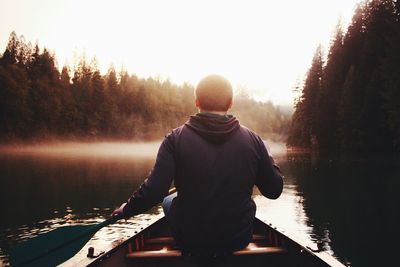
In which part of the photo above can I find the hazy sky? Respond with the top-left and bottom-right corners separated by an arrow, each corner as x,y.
0,0 -> 361,106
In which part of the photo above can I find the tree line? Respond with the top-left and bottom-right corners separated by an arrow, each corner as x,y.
0,32 -> 290,142
288,0 -> 400,155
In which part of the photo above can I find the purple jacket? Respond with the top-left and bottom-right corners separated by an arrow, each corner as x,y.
123,113 -> 283,253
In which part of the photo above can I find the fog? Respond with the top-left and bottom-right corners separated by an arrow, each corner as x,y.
0,140 -> 286,159
0,142 -> 161,159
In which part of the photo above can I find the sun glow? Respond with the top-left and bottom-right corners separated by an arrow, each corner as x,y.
0,0 -> 361,105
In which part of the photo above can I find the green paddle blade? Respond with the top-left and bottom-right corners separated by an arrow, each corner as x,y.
10,216 -> 119,267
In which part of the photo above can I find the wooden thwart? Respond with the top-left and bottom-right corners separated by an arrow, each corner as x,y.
126,243 -> 286,259
126,246 -> 182,258
232,243 -> 286,256
145,234 -> 266,245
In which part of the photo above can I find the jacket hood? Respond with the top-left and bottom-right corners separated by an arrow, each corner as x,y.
185,112 -> 240,144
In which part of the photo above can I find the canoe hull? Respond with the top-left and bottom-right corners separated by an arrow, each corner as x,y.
86,217 -> 345,267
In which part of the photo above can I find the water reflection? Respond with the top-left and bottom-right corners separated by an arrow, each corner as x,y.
0,148 -> 157,265
0,155 -> 154,228
286,153 -> 400,267
254,156 -> 331,254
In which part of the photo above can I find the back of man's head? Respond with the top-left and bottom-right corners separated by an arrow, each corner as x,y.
195,75 -> 233,112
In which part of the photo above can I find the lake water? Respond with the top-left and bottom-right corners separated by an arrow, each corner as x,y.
0,142 -> 398,266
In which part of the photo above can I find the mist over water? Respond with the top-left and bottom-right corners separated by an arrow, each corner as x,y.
0,141 -> 161,159
0,139 -> 287,159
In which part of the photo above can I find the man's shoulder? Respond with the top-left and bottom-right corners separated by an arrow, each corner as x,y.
168,125 -> 185,137
236,125 -> 267,154
163,125 -> 186,145
238,124 -> 262,141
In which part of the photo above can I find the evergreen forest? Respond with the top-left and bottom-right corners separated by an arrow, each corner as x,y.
288,0 -> 400,155
0,32 -> 290,142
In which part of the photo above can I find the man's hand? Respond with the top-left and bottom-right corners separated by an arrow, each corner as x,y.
111,202 -> 127,218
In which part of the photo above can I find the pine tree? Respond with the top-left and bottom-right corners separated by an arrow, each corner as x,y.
314,22 -> 347,154
105,65 -> 120,135
337,3 -> 367,153
58,66 -> 78,136
27,48 -> 61,136
1,31 -> 19,65
380,0 -> 400,152
288,46 -> 324,148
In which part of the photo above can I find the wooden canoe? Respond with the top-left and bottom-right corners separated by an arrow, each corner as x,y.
80,216 -> 345,267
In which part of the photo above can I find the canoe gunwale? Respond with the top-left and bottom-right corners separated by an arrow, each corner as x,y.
256,219 -> 346,267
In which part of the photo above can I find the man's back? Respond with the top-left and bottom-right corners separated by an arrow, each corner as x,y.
166,113 -> 283,253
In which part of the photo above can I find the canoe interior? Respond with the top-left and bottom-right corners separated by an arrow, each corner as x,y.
88,217 -> 341,267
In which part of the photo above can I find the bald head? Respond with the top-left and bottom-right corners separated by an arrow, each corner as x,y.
195,75 -> 233,112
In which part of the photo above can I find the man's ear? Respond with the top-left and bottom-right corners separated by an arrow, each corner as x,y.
195,99 -> 200,108
228,100 -> 233,110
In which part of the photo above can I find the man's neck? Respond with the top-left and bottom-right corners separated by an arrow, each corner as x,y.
199,110 -> 228,116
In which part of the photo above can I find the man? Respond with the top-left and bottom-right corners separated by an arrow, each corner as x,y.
112,74 -> 283,255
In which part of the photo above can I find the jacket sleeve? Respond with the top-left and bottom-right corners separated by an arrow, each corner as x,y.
123,133 -> 176,217
255,138 -> 283,199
